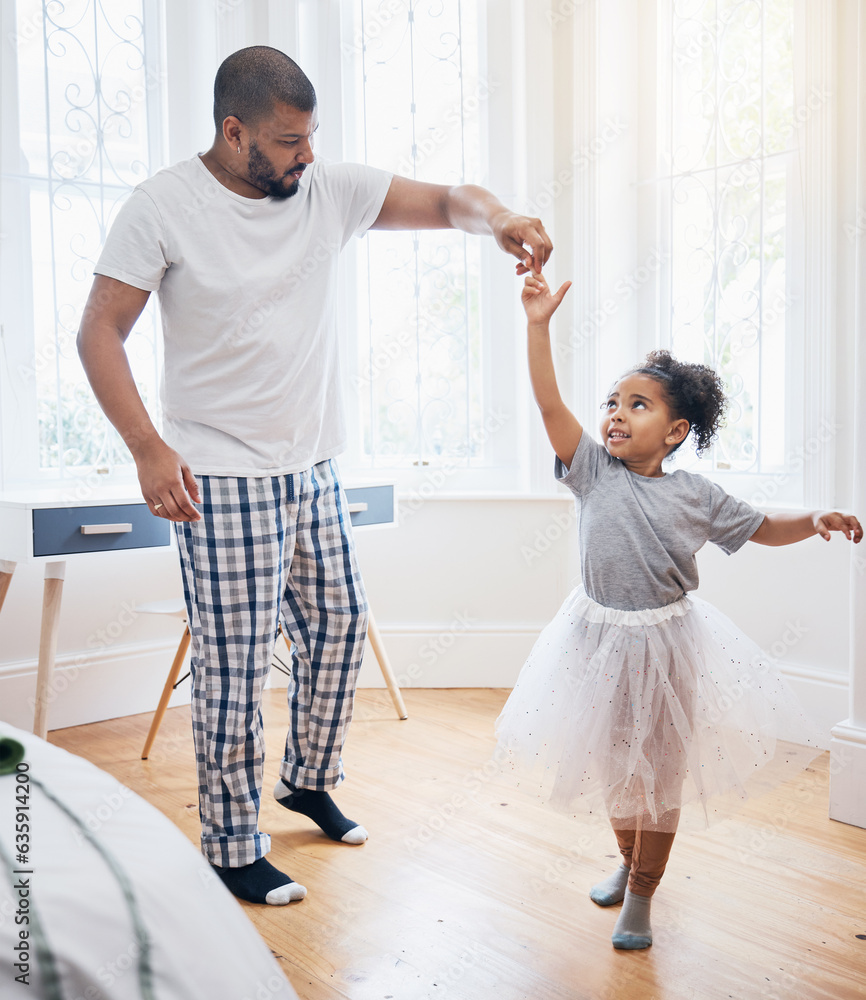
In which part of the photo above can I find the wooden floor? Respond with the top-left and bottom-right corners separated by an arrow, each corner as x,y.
50,689 -> 866,1000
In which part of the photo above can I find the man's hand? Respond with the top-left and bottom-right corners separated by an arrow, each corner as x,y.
523,273 -> 572,325
812,511 -> 863,542
136,440 -> 202,522
492,211 -> 554,275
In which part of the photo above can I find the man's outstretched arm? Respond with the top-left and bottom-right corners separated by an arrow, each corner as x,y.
372,176 -> 552,275
77,275 -> 201,521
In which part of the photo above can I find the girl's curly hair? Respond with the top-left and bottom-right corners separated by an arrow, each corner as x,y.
627,349 -> 727,456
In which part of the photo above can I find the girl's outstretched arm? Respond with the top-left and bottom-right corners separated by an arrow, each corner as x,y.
523,274 -> 582,468
750,510 -> 863,546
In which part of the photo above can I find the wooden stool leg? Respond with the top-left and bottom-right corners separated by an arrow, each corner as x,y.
33,561 -> 66,740
367,610 -> 408,720
0,560 -> 16,615
279,622 -> 293,657
141,626 -> 191,760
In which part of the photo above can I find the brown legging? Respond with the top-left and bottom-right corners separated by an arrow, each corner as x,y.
612,813 -> 680,898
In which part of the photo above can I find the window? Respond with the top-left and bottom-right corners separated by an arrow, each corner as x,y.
663,0 -> 796,478
0,0 -> 164,489
585,1 -> 835,507
334,0 -> 521,490
637,0 -> 834,506
2,0 -> 529,495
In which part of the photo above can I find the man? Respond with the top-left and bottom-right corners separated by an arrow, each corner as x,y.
78,46 -> 552,906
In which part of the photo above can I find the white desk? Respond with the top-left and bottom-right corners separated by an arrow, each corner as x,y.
0,482 -> 400,737
0,487 -> 171,738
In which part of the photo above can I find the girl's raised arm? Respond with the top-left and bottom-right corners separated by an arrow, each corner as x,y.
523,274 -> 582,468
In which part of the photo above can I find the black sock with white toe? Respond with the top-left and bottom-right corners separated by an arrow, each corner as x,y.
211,856 -> 307,905
274,779 -> 367,844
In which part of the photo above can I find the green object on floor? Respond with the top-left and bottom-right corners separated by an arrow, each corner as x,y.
0,737 -> 25,775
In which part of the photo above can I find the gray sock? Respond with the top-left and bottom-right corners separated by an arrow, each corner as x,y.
589,863 -> 630,906
611,888 -> 652,949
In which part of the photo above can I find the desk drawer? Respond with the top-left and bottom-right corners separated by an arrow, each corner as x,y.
344,485 -> 394,527
32,504 -> 171,557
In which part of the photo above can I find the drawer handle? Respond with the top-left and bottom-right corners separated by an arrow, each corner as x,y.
80,523 -> 133,535
348,502 -> 368,514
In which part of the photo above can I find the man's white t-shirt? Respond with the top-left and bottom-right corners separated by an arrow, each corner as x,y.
95,155 -> 392,476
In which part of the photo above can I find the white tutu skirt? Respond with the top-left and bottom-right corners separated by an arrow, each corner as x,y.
495,587 -> 824,832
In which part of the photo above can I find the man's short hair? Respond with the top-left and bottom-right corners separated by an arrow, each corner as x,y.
213,46 -> 317,133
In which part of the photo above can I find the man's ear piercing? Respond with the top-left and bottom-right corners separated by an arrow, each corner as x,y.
237,146 -> 241,153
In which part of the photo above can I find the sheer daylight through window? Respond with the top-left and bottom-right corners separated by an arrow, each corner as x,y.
1,0 -> 162,484
662,0 -> 798,482
343,1 -> 486,470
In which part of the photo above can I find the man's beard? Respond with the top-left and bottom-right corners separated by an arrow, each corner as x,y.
247,140 -> 304,199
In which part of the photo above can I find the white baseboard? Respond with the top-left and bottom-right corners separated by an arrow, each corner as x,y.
0,624 -> 851,747
0,639 -> 193,732
355,620 -> 542,689
777,663 -> 849,750
829,722 -> 866,829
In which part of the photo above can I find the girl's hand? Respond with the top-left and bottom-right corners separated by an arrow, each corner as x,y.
522,273 -> 572,325
812,511 -> 863,542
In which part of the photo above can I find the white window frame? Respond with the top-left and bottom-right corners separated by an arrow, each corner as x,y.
297,0 -> 554,496
0,0 -> 168,492
571,0 -> 837,510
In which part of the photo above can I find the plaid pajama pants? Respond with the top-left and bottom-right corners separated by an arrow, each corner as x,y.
174,459 -> 369,867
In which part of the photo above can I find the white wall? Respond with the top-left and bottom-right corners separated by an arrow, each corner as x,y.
0,0 -> 858,755
0,491 -> 851,750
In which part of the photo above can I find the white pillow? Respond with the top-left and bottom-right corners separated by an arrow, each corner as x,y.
0,722 -> 299,999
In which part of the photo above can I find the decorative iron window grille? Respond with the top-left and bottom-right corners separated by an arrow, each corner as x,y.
1,0 -> 163,483
344,0 -> 486,469
664,0 -> 796,476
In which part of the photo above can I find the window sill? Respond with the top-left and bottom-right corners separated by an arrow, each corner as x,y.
395,490 -> 573,502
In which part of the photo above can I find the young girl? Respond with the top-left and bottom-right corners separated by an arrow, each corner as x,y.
496,274 -> 862,951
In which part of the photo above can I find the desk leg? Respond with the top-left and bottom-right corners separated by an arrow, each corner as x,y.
33,561 -> 66,740
0,560 -> 15,615
367,611 -> 408,720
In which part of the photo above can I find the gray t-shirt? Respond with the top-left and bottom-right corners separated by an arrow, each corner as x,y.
556,432 -> 766,612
